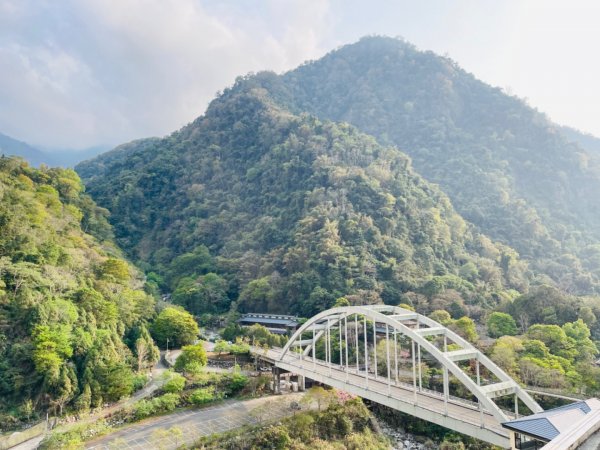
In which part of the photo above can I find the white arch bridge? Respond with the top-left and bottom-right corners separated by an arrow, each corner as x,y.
253,305 -> 544,448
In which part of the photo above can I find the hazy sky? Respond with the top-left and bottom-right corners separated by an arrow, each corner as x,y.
1,0 -> 599,150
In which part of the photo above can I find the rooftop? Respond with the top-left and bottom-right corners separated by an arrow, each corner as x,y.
502,399 -> 600,442
238,313 -> 300,327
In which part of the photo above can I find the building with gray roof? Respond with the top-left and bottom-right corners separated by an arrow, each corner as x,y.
237,313 -> 300,335
502,399 -> 600,449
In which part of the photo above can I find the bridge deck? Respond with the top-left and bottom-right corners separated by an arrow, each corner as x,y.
257,347 -> 512,447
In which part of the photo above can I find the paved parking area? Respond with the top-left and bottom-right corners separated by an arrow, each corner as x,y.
86,393 -> 304,450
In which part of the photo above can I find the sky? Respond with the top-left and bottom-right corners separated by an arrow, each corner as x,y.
1,0 -> 600,150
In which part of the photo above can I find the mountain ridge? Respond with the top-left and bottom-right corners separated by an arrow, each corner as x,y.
225,36 -> 600,294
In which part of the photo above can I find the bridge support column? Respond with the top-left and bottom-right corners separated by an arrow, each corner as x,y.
443,366 -> 449,416
418,343 -> 422,392
312,326 -> 316,371
326,318 -> 331,375
277,369 -> 281,393
272,367 -> 279,393
386,325 -> 391,395
394,330 -> 398,385
298,374 -> 305,391
412,340 -> 417,404
339,318 -> 343,369
373,317 -> 377,379
476,359 -> 484,426
354,314 -> 359,374
364,315 -> 369,388
344,316 -> 349,382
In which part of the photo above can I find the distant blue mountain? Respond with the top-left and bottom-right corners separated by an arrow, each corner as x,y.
0,132 -> 50,166
0,132 -> 108,167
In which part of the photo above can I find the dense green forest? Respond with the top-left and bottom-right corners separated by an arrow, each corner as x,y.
0,157 -> 158,428
226,36 -> 600,295
77,85 -> 532,320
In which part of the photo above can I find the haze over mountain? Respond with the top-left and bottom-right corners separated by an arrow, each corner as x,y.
0,132 -> 108,167
0,132 -> 49,167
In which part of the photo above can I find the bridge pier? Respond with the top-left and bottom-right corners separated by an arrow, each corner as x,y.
271,367 -> 281,393
298,374 -> 305,391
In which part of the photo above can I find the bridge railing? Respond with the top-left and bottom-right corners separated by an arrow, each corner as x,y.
273,304 -> 541,434
282,349 -> 518,420
275,350 -> 516,434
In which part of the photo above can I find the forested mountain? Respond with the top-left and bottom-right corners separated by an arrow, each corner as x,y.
0,157 -> 157,425
560,126 -> 600,161
229,36 -> 600,294
77,86 -> 530,320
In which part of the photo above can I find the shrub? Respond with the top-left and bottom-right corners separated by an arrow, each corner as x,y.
251,425 -> 291,450
132,393 -> 181,420
40,420 -> 111,448
133,399 -> 156,420
224,370 -> 248,395
163,372 -> 186,393
174,343 -> 208,373
189,370 -> 221,387
230,340 -> 250,355
189,387 -> 222,406
155,393 -> 180,412
487,312 -> 518,338
132,373 -> 148,391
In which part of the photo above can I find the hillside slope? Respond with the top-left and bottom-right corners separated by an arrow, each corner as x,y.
77,87 -> 529,318
560,126 -> 600,161
237,36 -> 600,294
0,157 -> 157,425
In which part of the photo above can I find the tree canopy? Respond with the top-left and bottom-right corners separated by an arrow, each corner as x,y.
0,157 -> 157,425
151,306 -> 199,348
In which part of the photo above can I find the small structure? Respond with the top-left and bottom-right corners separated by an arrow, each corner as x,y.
237,313 -> 300,335
502,398 -> 600,449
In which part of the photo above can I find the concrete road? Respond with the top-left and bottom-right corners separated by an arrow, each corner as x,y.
7,435 -> 45,450
86,393 -> 305,450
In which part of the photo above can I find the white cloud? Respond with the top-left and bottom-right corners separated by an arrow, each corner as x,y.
2,0 -> 600,149
0,0 -> 331,149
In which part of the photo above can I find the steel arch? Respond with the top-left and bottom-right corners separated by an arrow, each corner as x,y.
280,305 -> 542,423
